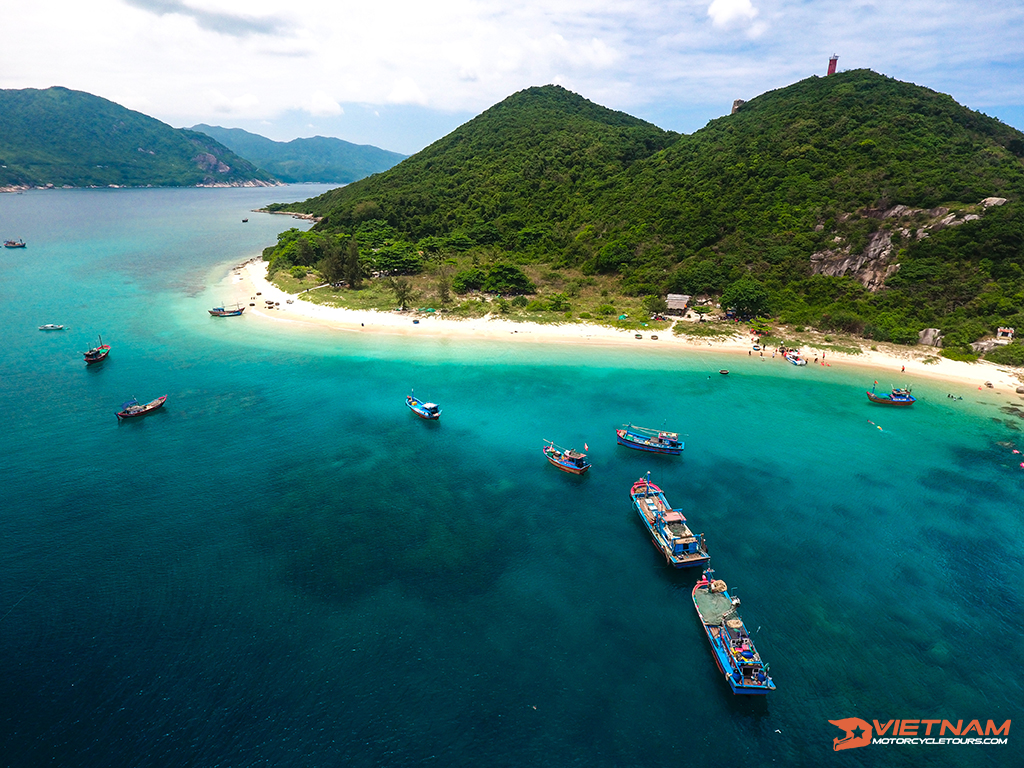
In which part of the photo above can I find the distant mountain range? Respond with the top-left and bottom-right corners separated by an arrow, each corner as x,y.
0,87 -> 275,189
191,125 -> 406,184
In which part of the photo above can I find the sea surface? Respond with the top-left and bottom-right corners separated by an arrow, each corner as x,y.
1,187 -> 1022,767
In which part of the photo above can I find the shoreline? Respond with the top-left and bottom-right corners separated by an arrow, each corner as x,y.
224,259 -> 1024,395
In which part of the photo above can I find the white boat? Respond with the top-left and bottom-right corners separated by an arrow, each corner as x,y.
784,350 -> 807,366
39,324 -> 65,331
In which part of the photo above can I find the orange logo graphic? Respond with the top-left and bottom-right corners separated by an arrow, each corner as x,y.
829,718 -> 873,751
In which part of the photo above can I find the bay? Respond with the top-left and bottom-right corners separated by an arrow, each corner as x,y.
1,187 -> 1021,767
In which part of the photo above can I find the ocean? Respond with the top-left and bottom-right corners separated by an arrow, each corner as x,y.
1,186 -> 1021,767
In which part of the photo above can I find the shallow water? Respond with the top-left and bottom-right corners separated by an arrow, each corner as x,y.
1,187 -> 1021,766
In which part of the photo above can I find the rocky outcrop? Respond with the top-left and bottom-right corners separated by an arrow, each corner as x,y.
809,197 -> 1004,291
919,328 -> 943,347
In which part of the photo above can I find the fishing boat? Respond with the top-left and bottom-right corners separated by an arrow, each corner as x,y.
208,303 -> 245,316
39,324 -> 64,331
543,441 -> 591,475
692,566 -> 775,694
406,393 -> 440,420
783,350 -> 807,366
4,239 -> 26,248
116,395 -> 167,420
866,384 -> 915,406
630,473 -> 708,567
615,424 -> 683,455
83,336 -> 110,364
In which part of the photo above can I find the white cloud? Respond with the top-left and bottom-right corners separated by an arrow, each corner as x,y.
306,91 -> 343,116
0,0 -> 1022,148
707,0 -> 759,29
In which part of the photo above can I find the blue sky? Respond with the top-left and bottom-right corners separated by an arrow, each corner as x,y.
3,0 -> 1023,154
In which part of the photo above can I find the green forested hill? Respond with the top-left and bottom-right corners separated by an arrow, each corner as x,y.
0,87 -> 276,188
192,124 -> 405,184
267,73 -> 1024,352
270,85 -> 678,251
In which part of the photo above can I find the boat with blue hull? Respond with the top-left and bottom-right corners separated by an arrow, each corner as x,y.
615,424 -> 683,455
629,473 -> 708,567
866,384 -> 915,406
406,393 -> 440,420
543,441 -> 591,475
209,304 -> 245,317
692,567 -> 775,695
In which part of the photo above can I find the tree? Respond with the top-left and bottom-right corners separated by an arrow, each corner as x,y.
319,239 -> 345,286
343,239 -> 363,289
642,294 -> 668,316
482,264 -> 535,295
691,305 -> 713,322
721,278 -> 770,318
387,277 -> 417,310
435,265 -> 453,306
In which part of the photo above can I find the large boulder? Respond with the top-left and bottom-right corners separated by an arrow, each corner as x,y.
919,328 -> 943,347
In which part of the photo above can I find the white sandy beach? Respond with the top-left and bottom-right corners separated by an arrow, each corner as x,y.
227,259 -> 1024,395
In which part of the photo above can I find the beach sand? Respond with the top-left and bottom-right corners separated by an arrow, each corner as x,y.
227,259 -> 1024,394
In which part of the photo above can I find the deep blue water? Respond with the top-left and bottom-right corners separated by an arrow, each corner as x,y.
1,187 -> 1022,767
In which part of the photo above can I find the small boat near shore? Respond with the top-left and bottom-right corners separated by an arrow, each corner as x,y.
4,238 -> 26,248
692,567 -> 775,694
209,304 -> 245,317
406,392 -> 440,420
39,324 -> 65,331
783,350 -> 807,366
543,441 -> 591,475
116,395 -> 167,420
83,336 -> 110,364
866,384 -> 915,406
615,424 -> 683,455
629,473 -> 708,567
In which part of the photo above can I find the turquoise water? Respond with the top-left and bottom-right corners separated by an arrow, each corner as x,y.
1,187 -> 1022,767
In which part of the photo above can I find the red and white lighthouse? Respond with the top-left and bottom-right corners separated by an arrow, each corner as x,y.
827,54 -> 839,75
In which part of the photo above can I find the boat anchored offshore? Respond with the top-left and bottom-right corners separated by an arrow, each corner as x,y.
692,567 -> 775,695
406,392 -> 440,420
116,395 -> 167,420
4,239 -> 26,248
208,303 -> 245,316
629,473 -> 708,567
543,441 -> 591,475
83,335 -> 110,364
39,324 -> 65,331
615,424 -> 683,455
866,383 -> 915,406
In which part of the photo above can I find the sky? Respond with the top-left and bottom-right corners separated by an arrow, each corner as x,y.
3,0 -> 1024,155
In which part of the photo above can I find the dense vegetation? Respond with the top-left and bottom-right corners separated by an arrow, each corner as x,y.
0,87 -> 275,188
192,125 -> 406,183
264,73 -> 1024,354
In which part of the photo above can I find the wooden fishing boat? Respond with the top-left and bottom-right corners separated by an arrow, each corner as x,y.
615,424 -> 683,455
630,473 -> 708,567
116,395 -> 167,420
83,336 -> 110,364
208,304 -> 245,316
866,385 -> 915,406
692,567 -> 775,694
4,239 -> 26,248
406,393 -> 440,420
543,441 -> 591,475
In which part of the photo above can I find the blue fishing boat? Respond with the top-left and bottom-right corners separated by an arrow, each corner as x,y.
543,441 -> 591,475
209,303 -> 245,316
615,424 -> 683,455
866,383 -> 915,406
629,473 -> 708,567
692,567 -> 775,695
406,393 -> 440,420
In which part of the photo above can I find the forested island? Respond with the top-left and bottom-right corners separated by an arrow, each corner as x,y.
0,87 -> 275,189
262,70 -> 1024,363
